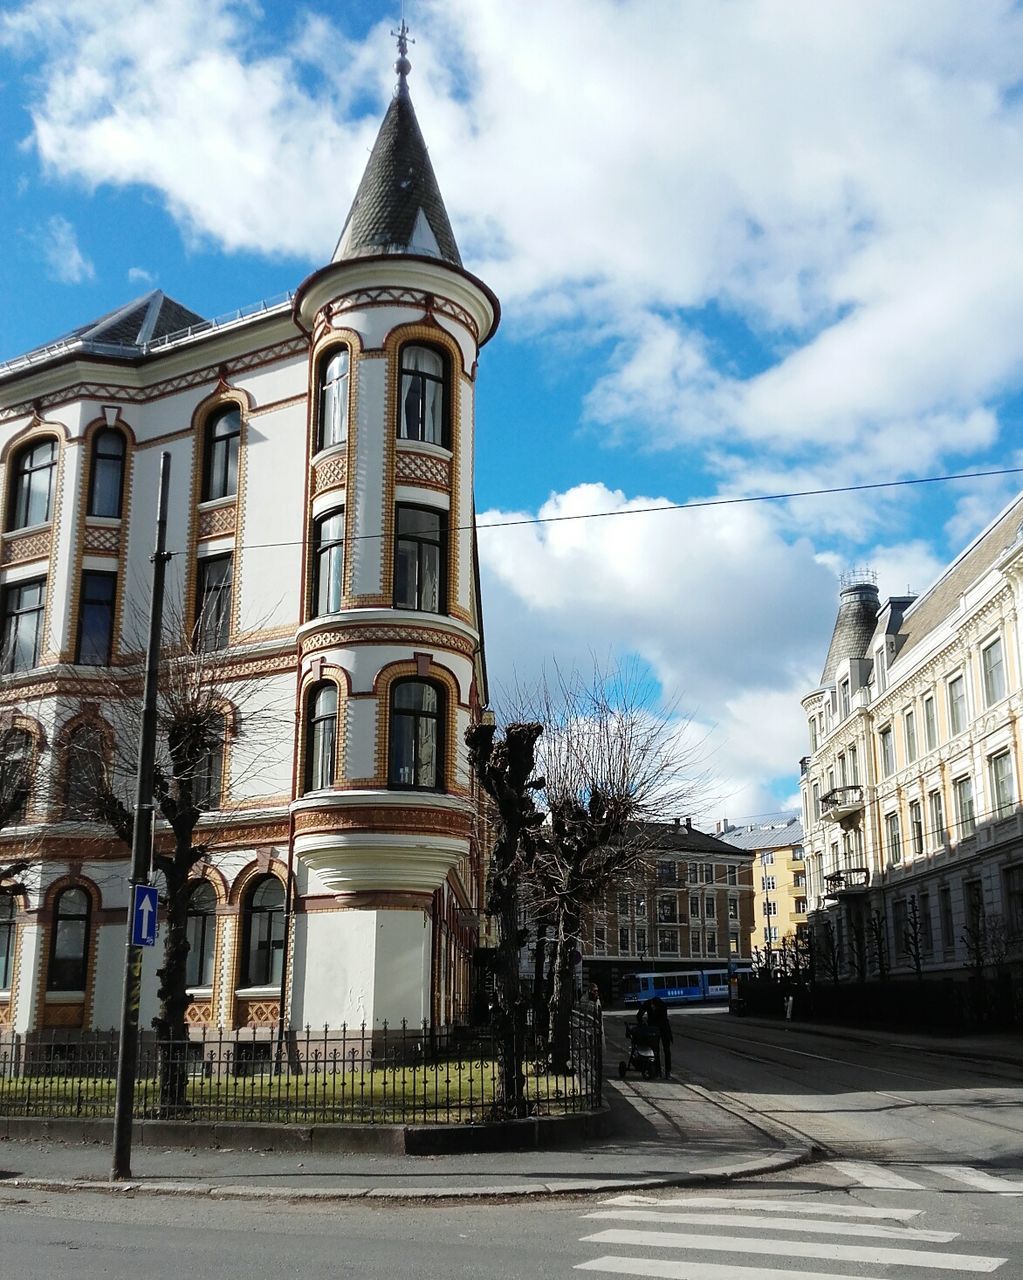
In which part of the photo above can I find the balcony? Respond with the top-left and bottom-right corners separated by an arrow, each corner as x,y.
820,785 -> 864,825
824,867 -> 870,899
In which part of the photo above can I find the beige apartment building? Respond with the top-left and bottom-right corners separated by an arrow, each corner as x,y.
719,816 -> 806,957
799,496 -> 1023,978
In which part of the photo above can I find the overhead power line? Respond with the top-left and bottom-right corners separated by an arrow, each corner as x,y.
167,462 -> 1023,557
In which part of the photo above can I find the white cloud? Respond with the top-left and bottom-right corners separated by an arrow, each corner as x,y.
127,265 -> 155,286
38,213 -> 94,283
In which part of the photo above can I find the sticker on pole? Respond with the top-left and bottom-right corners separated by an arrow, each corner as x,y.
131,884 -> 159,947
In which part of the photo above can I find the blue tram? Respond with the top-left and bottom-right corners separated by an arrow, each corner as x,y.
620,967 -> 751,1006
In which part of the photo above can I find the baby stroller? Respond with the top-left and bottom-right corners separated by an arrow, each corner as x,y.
618,1021 -> 659,1080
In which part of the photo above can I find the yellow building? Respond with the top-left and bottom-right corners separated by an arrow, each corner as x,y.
719,816 -> 806,958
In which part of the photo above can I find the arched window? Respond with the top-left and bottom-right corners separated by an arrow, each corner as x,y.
389,679 -> 443,790
63,724 -> 106,820
317,348 -> 350,451
87,428 -> 126,518
394,504 -> 446,613
305,683 -> 337,792
398,345 -> 448,447
242,877 -> 285,988
47,887 -> 90,992
8,438 -> 56,530
186,880 -> 217,989
312,508 -> 344,616
193,712 -> 225,810
0,893 -> 16,991
0,727 -> 31,825
202,406 -> 241,502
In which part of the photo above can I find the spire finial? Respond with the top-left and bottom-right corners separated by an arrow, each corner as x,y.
392,11 -> 414,88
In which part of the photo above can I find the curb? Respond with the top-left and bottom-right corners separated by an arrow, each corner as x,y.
0,1145 -> 813,1203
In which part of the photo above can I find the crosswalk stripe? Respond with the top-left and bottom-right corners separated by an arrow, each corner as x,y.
576,1262 -> 992,1280
828,1159 -> 925,1189
584,1209 -> 956,1242
600,1194 -> 921,1220
925,1165 -> 1023,1195
579,1228 -> 1006,1272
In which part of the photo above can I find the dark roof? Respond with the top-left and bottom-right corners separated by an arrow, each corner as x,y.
820,580 -> 880,685
896,492 -> 1023,661
333,82 -> 461,267
52,290 -> 204,349
627,820 -> 750,856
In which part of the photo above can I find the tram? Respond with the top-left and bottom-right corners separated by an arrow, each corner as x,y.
620,967 -> 751,1006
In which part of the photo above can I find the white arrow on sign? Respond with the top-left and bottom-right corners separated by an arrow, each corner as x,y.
139,893 -> 154,939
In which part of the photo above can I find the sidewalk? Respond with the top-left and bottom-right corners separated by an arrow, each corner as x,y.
0,1068 -> 808,1202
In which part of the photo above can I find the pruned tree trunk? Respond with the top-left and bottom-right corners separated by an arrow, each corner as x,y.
547,901 -> 581,1073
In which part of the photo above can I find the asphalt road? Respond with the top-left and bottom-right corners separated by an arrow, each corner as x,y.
2,1009 -> 1021,1279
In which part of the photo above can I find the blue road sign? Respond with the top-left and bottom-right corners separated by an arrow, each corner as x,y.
131,884 -> 159,947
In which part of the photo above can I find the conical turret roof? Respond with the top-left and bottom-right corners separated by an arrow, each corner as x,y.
333,80 -> 461,267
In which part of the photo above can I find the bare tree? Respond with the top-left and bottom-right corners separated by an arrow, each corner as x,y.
904,896 -> 925,980
868,909 -> 889,980
814,918 -> 841,985
506,661 -> 708,1069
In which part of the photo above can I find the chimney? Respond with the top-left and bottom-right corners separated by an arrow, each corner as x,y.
685,816 -> 693,833
673,816 -> 680,826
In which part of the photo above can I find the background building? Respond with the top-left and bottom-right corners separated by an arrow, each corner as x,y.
578,819 -> 755,1003
0,58 -> 496,1037
718,815 -> 806,959
800,497 -> 1023,980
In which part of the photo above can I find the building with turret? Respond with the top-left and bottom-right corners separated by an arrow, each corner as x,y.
0,40 -> 495,1037
800,502 -> 1023,979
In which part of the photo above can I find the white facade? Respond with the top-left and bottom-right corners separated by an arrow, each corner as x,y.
800,498 -> 1023,978
0,71 -> 495,1036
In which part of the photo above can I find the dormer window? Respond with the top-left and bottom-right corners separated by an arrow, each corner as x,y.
398,344 -> 448,447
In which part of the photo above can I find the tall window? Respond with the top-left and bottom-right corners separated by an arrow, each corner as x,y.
242,877 -> 285,987
0,893 -> 15,990
879,725 -> 895,776
193,713 -> 225,810
47,887 -> 90,991
63,724 -> 106,820
202,406 -> 241,501
989,750 -> 1015,818
953,774 -> 975,838
929,789 -> 945,847
186,880 -> 217,989
848,744 -> 858,783
8,438 -> 56,530
389,679 -> 443,790
839,679 -> 850,719
76,571 -> 117,666
305,683 -> 337,791
317,348 -> 350,451
1006,865 -> 1023,937
923,694 -> 937,751
87,428 -> 126,518
398,345 -> 448,447
394,505 -> 446,612
195,555 -> 232,651
884,811 -> 902,863
918,893 -> 933,952
1,578 -> 45,673
657,894 -> 677,923
0,728 -> 31,825
982,637 -> 1006,706
948,675 -> 967,736
909,799 -> 923,857
939,885 -> 954,950
903,709 -> 917,764
313,509 -> 344,616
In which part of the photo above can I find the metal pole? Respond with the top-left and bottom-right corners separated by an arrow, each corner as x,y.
111,452 -> 172,1181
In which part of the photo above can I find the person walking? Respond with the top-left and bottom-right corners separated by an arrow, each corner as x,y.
640,994 -> 673,1078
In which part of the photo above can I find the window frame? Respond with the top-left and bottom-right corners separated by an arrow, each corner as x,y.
982,636 -> 1007,707
953,774 -> 975,838
0,727 -> 31,825
923,694 -> 938,751
0,892 -> 16,991
76,570 -> 117,666
988,750 -> 1015,818
201,405 -> 241,503
62,723 -> 107,821
8,438 -> 57,531
312,507 -> 345,617
194,554 -> 233,652
316,346 -> 351,453
46,886 -> 91,993
388,677 -> 445,791
397,342 -> 450,448
1,577 -> 46,674
393,503 -> 448,614
241,876 -> 286,989
304,681 -> 338,792
87,428 -> 127,518
884,810 -> 902,864
879,724 -> 895,777
903,708 -> 917,764
193,712 -> 225,811
185,879 -> 218,990
948,674 -> 967,737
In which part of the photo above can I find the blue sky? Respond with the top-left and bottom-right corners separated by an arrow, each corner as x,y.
4,0 -> 1023,819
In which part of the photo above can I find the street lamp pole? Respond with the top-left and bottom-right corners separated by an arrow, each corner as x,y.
111,452 -> 172,1182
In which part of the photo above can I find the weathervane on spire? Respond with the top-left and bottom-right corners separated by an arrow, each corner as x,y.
392,7 -> 414,88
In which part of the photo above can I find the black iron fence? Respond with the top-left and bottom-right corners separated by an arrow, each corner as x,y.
0,1013 -> 603,1125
